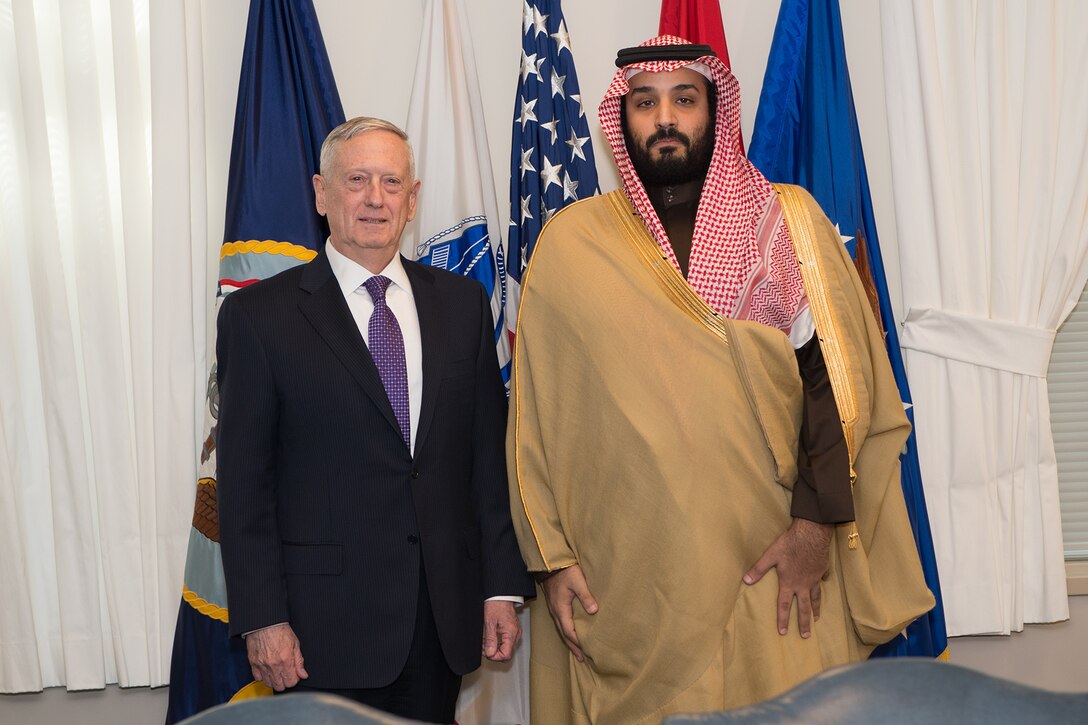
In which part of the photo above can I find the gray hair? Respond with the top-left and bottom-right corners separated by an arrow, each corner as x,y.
318,116 -> 416,180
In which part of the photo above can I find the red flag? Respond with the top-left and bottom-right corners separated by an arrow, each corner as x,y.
659,0 -> 732,69
658,0 -> 742,152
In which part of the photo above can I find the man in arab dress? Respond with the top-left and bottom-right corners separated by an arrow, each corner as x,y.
507,35 -> 935,724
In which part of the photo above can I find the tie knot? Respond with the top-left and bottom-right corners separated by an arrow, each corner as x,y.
362,275 -> 392,303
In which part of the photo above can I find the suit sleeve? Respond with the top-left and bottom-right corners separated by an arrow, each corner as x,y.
468,286 -> 536,599
216,294 -> 291,637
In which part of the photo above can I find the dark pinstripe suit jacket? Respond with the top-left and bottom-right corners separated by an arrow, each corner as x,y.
216,251 -> 534,689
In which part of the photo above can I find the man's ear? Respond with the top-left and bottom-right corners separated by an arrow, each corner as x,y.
312,174 -> 327,216
406,178 -> 422,222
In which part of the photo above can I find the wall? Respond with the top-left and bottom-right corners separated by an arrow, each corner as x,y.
197,0 -> 902,358
0,0 -> 1082,723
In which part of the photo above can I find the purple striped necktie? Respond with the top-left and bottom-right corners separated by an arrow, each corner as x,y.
362,275 -> 410,448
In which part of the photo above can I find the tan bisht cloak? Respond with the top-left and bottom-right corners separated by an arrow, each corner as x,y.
508,185 -> 934,724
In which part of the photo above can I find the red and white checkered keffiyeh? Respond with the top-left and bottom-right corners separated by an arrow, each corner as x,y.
600,35 -> 808,335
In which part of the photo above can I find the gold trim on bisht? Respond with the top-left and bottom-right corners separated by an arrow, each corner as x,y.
775,183 -> 861,549
607,191 -> 731,346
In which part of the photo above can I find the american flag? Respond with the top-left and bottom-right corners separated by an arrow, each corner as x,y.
506,0 -> 599,346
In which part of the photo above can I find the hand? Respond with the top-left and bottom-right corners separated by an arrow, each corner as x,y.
245,622 -> 308,691
539,564 -> 598,662
743,518 -> 833,638
482,600 -> 522,662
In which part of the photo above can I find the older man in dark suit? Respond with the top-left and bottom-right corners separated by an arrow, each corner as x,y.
216,116 -> 534,724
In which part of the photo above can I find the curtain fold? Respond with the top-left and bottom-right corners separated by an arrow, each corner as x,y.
880,0 -> 1088,635
0,0 -> 204,690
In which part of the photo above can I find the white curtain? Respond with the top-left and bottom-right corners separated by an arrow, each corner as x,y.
0,0 -> 208,691
880,0 -> 1088,635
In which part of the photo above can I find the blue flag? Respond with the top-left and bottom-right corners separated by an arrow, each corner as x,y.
506,0 -> 599,344
748,0 -> 947,659
165,1 -> 344,721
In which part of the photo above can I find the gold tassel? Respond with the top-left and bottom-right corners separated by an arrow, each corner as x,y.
848,467 -> 860,549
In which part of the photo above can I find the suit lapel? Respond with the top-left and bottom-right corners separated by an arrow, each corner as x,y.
405,259 -> 443,455
297,252 -> 403,438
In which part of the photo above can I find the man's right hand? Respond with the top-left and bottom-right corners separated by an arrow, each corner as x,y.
246,622 -> 308,691
540,564 -> 598,662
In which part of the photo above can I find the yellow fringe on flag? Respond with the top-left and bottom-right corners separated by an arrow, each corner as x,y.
182,585 -> 229,623
220,240 -> 317,262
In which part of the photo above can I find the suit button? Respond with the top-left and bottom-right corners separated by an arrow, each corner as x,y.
410,469 -> 420,479
407,535 -> 419,544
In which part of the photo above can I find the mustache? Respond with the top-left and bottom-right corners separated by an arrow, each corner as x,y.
645,127 -> 692,149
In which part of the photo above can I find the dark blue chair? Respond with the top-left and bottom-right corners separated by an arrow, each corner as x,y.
664,659 -> 1088,725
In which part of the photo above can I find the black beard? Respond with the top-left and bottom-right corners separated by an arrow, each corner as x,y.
624,125 -> 714,187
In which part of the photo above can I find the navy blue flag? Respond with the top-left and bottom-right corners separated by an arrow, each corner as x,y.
165,1 -> 344,721
506,0 -> 599,344
748,0 -> 947,658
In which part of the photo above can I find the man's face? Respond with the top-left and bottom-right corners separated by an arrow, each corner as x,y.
313,130 -> 421,271
622,67 -> 714,187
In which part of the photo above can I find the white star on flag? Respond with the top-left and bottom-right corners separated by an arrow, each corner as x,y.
521,51 -> 544,82
570,93 -> 585,118
551,19 -> 572,55
540,156 -> 562,192
520,195 -> 533,223
561,170 -> 579,201
566,127 -> 589,161
519,97 -> 538,127
540,118 -> 559,144
834,222 -> 854,248
521,0 -> 533,34
551,69 -> 566,98
532,5 -> 549,37
520,147 -> 536,178
541,203 -> 558,223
